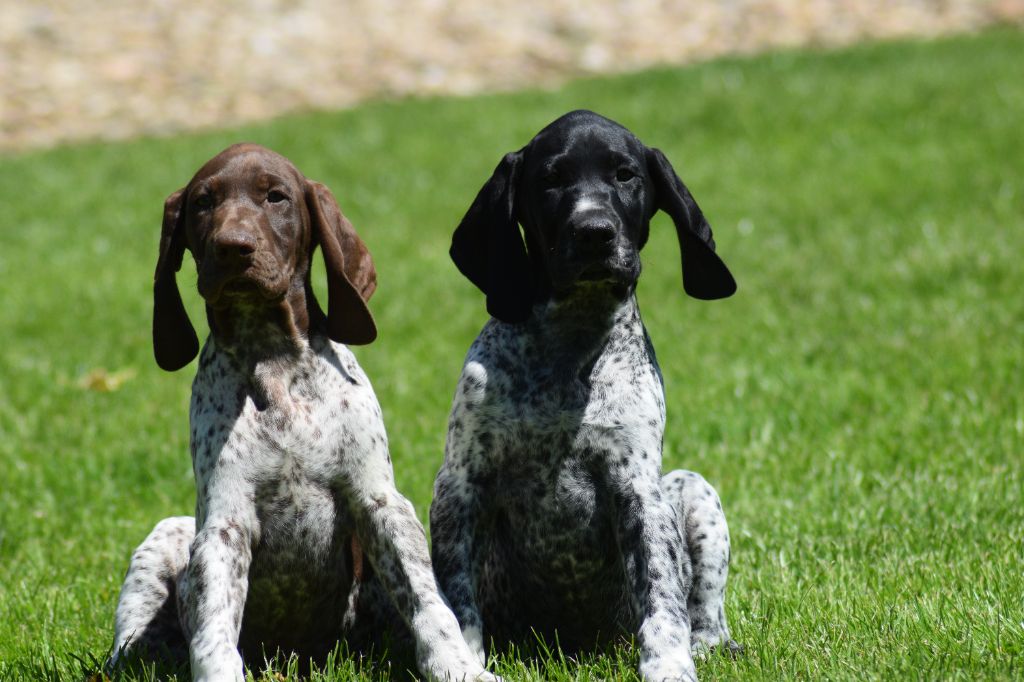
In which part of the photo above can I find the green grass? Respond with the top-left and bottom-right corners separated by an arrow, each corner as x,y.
1,26 -> 1022,681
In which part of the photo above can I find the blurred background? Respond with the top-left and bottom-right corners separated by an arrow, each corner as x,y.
3,0 -> 1022,153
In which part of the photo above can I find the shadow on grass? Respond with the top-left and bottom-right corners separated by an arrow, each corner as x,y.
63,632 -> 743,680
486,630 -> 745,681
485,632 -> 642,680
73,639 -> 406,682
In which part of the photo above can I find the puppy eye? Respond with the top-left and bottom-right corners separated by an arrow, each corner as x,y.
616,168 -> 637,182
267,190 -> 288,204
541,169 -> 562,188
194,194 -> 214,210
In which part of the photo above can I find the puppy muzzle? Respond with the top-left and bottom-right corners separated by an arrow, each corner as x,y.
197,231 -> 290,306
552,220 -> 640,292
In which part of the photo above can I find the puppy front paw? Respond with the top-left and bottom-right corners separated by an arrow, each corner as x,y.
639,650 -> 698,682
418,634 -> 499,681
190,645 -> 244,682
461,624 -> 487,667
691,628 -> 743,661
423,660 -> 502,682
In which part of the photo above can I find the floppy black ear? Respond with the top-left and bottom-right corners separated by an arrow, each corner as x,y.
645,147 -> 736,300
305,181 -> 377,345
153,188 -> 200,371
450,150 -> 535,323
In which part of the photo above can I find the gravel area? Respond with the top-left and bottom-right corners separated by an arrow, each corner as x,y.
2,0 -> 1022,152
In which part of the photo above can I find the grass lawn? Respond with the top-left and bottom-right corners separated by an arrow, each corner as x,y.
1,26 -> 1022,681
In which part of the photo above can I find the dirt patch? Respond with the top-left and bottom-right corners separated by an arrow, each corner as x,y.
2,0 -> 1022,152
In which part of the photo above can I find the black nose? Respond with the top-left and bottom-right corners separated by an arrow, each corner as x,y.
573,219 -> 617,251
212,230 -> 257,263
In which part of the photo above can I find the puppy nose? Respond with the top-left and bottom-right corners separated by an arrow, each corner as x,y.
212,230 -> 257,263
573,219 -> 616,249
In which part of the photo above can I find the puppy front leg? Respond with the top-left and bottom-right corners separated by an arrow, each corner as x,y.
353,484 -> 495,682
612,474 -> 697,682
430,469 -> 487,666
182,519 -> 252,682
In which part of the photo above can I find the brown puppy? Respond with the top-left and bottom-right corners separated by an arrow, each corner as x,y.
109,144 -> 495,682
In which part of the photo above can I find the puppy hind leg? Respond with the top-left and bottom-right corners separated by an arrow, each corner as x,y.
661,470 -> 741,657
107,516 -> 195,673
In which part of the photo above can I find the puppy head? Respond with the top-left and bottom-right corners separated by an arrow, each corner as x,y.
518,112 -> 651,297
153,144 -> 376,371
451,110 -> 736,323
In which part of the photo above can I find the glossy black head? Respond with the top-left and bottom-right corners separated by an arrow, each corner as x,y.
519,112 -> 651,296
451,110 -> 736,323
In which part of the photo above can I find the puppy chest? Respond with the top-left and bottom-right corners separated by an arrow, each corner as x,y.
491,456 -> 613,554
254,479 -> 346,550
191,372 -> 361,468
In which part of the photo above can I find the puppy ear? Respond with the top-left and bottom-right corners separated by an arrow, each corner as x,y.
305,181 -> 377,345
153,188 -> 200,371
645,147 -> 737,300
450,150 -> 535,323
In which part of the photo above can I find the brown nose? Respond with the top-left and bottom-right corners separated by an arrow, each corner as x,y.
211,230 -> 257,264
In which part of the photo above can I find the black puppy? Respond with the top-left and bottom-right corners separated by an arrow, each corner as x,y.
431,110 -> 739,681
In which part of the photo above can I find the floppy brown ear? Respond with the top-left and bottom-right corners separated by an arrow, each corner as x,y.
645,147 -> 737,300
305,181 -> 377,345
153,188 -> 200,371
449,150 -> 535,323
